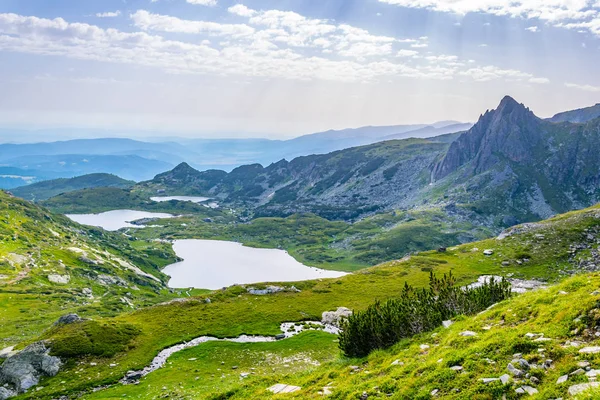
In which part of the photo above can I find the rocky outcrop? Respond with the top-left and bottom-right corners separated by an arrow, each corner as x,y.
0,342 -> 61,396
54,313 -> 83,325
432,96 -> 542,180
322,307 -> 352,327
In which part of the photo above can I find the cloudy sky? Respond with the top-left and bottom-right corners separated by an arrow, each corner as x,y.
0,0 -> 599,138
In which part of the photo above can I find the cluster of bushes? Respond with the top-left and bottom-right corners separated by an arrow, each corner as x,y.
47,320 -> 140,358
338,272 -> 511,357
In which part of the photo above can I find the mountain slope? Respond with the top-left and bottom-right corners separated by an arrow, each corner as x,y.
0,190 -> 178,346
549,102 -> 600,123
137,138 -> 451,220
432,96 -> 600,223
17,201 -> 600,399
11,173 -> 134,201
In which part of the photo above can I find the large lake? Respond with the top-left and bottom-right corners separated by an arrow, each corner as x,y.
66,210 -> 175,231
163,239 -> 347,289
150,196 -> 210,203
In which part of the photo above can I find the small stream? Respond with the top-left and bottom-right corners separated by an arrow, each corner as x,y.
120,321 -> 340,384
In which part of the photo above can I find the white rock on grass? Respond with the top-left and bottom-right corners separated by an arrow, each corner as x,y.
521,385 -> 538,395
268,384 -> 301,394
579,346 -> 600,354
47,274 -> 70,284
442,320 -> 453,328
556,374 -> 569,384
459,331 -> 477,337
321,307 -> 352,327
568,382 -> 600,396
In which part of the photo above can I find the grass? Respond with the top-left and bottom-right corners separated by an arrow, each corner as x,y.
85,331 -> 339,399
16,202 -> 600,399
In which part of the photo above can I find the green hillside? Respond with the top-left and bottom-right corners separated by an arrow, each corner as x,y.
7,199 -> 600,399
11,173 -> 134,201
0,190 -> 179,347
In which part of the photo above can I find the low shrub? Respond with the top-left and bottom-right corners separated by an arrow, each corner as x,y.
338,272 -> 511,357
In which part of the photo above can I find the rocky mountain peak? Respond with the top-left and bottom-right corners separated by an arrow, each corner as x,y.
432,96 -> 541,180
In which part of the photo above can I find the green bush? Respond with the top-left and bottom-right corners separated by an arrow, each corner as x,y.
338,272 -> 511,357
47,320 -> 141,358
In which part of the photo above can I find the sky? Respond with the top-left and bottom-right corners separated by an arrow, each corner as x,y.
0,0 -> 599,139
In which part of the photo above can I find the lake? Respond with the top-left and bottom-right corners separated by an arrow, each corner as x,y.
150,196 -> 210,203
163,239 -> 347,289
66,210 -> 175,231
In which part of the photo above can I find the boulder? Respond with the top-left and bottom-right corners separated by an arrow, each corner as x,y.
47,274 -> 70,284
0,387 -> 16,400
54,313 -> 82,325
0,342 -> 61,393
322,307 -> 352,327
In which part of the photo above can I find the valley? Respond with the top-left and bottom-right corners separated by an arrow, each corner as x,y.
3,96 -> 600,399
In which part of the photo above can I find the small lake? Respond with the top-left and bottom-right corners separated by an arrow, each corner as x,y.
150,196 -> 210,203
163,239 -> 347,289
66,210 -> 175,231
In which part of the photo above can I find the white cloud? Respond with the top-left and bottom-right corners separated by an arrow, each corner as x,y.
187,0 -> 217,6
411,43 -> 428,48
396,49 -> 419,57
565,82 -> 600,91
0,12 -> 549,85
96,11 -> 121,18
526,26 -> 540,32
378,0 -> 600,36
228,4 -> 257,17
529,77 -> 550,83
131,10 -> 254,37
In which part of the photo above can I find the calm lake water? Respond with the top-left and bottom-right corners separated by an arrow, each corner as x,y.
163,239 -> 347,289
150,196 -> 210,203
66,210 -> 175,231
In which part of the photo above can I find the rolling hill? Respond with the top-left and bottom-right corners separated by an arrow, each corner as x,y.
11,173 -> 134,201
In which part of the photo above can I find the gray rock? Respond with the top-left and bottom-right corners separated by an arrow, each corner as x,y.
568,382 -> 600,396
322,307 -> 353,327
507,363 -> 524,377
521,385 -> 538,395
570,368 -> 585,376
556,374 -> 568,384
500,374 -> 510,384
514,358 -> 530,370
442,320 -> 453,328
0,387 -> 16,400
480,378 -> 499,384
54,313 -> 82,325
0,342 -> 61,393
530,376 -> 540,385
459,331 -> 477,337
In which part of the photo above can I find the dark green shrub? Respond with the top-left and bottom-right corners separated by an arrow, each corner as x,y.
338,272 -> 511,357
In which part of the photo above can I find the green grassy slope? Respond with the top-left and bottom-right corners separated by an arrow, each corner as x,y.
11,173 -> 134,201
14,201 -> 600,399
0,190 -> 179,347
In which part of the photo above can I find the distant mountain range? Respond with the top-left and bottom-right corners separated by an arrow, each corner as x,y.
1,121 -> 470,189
121,96 -> 600,227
